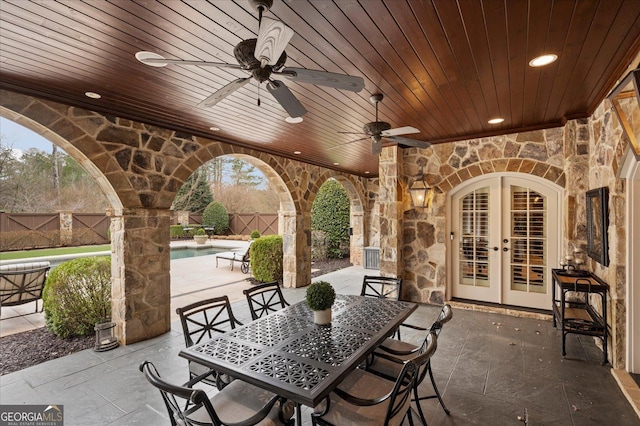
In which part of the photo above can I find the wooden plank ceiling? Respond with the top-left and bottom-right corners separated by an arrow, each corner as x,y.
1,0 -> 639,177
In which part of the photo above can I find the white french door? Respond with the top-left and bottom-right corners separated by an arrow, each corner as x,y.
450,174 -> 561,310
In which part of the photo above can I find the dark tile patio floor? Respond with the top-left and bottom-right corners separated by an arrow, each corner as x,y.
0,264 -> 638,425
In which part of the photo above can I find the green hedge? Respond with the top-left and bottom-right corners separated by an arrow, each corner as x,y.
43,256 -> 112,338
250,235 -> 283,283
170,225 -> 186,238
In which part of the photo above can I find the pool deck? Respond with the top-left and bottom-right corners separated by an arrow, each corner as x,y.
0,239 -> 252,338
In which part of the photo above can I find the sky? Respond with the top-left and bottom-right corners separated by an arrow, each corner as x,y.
0,117 -> 57,154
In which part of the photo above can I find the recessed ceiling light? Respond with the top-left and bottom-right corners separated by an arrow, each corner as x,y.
285,116 -> 303,124
294,151 -> 301,155
209,126 -> 220,131
529,54 -> 558,67
488,117 -> 504,124
333,162 -> 339,166
85,91 -> 101,99
364,171 -> 370,174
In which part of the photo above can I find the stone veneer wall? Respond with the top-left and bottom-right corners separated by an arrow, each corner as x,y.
399,127 -> 567,303
391,99 -> 630,368
585,100 -> 630,369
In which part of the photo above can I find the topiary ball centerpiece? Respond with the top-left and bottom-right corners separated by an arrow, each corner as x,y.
306,281 -> 336,325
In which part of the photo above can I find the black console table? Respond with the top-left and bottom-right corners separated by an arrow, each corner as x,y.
551,269 -> 608,364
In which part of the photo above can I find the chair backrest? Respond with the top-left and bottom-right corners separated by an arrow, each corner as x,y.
0,262 -> 50,307
176,296 -> 242,347
140,361 -> 222,426
361,275 -> 402,301
429,303 -> 453,336
243,281 -> 289,320
385,332 -> 437,424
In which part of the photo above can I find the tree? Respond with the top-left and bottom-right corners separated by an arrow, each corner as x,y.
171,169 -> 214,213
0,141 -> 110,213
229,158 -> 261,187
311,179 -> 350,258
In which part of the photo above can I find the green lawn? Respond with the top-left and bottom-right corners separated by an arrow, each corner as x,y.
0,245 -> 110,261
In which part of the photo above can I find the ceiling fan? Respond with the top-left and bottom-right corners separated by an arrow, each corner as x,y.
335,94 -> 431,155
135,0 -> 364,118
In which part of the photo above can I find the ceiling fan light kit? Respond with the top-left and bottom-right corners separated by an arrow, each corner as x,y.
136,0 -> 363,119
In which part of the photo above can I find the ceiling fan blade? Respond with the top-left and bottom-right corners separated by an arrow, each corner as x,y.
327,136 -> 369,151
385,135 -> 431,149
266,80 -> 307,117
279,67 -> 365,92
381,126 -> 420,137
197,78 -> 252,107
254,18 -> 294,67
135,51 -> 241,69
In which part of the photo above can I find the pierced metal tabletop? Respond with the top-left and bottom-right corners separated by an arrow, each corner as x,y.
179,294 -> 417,408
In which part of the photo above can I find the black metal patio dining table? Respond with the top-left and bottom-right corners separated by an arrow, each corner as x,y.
179,294 -> 417,425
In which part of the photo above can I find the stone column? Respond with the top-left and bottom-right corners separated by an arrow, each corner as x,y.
108,207 -> 172,345
280,210 -> 312,288
379,146 -> 403,277
58,211 -> 73,246
350,211 -> 365,266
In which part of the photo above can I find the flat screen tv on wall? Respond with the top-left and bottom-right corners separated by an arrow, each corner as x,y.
585,187 -> 609,266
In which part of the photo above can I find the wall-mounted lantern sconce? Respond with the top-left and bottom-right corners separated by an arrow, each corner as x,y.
608,67 -> 640,158
409,167 -> 434,209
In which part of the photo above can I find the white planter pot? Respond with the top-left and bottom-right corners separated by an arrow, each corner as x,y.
193,235 -> 208,245
313,308 -> 332,325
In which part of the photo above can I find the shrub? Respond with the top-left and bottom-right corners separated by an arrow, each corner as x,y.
195,227 -> 206,236
202,201 -> 229,234
250,230 -> 261,239
306,281 -> 336,311
250,235 -> 283,283
311,179 -> 350,259
43,256 -> 111,338
170,225 -> 185,239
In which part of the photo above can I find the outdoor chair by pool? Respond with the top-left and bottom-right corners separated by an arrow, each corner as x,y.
311,332 -> 437,426
176,296 -> 243,389
243,281 -> 290,321
140,361 -> 294,426
368,304 -> 453,423
215,245 -> 251,273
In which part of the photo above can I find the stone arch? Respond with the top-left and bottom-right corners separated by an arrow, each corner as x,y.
0,89 -> 369,341
437,159 -> 566,193
0,106 -> 123,212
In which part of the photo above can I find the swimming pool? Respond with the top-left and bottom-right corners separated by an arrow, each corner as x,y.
170,247 -> 225,260
2,245 -> 232,269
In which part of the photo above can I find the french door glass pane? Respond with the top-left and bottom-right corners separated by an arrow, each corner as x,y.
510,186 -> 547,293
459,188 -> 489,287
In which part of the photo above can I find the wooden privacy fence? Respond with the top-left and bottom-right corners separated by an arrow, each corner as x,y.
171,212 -> 278,236
1,212 -> 278,251
0,212 -> 109,251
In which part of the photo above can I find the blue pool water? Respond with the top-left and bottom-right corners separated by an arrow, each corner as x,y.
170,247 -> 225,260
7,246 -> 229,269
